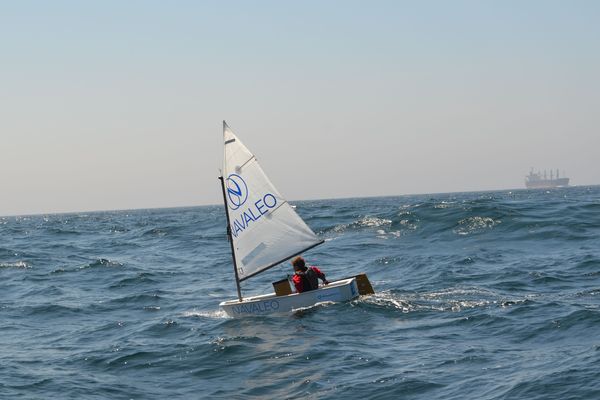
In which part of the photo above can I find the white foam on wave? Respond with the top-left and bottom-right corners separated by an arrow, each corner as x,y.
360,291 -> 415,312
0,261 -> 30,269
358,216 -> 392,227
181,309 -> 229,319
359,287 -> 517,313
291,301 -> 335,313
454,216 -> 500,235
332,216 -> 392,234
376,229 -> 402,239
434,201 -> 457,209
422,287 -> 495,299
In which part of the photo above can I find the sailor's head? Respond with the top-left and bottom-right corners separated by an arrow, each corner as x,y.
292,256 -> 307,272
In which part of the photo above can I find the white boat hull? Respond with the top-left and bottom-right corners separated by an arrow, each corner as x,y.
220,278 -> 359,317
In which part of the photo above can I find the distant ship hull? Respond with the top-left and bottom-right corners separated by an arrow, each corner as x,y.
525,177 -> 570,189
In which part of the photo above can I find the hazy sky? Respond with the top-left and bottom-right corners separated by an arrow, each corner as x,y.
1,1 -> 599,216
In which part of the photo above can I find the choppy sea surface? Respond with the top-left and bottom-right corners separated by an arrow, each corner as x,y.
2,186 -> 600,399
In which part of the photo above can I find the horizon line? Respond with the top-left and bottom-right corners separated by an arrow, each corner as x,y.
2,184 -> 596,219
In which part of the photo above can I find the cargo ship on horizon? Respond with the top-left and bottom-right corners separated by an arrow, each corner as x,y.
525,168 -> 570,189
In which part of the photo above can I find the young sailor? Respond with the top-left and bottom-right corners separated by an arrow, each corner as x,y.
291,256 -> 329,293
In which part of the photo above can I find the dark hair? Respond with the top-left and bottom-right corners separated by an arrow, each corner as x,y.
292,256 -> 307,271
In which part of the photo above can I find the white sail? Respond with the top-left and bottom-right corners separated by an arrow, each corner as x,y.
222,121 -> 323,281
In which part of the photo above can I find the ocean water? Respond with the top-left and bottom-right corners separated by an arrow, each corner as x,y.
2,186 -> 600,399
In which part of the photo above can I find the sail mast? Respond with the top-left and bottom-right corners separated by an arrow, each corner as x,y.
219,174 -> 243,302
220,121 -> 243,302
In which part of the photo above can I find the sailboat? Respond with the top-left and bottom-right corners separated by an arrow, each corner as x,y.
218,121 -> 374,317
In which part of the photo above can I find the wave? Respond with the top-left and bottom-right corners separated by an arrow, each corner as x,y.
328,377 -> 445,399
453,216 -> 500,236
81,258 -> 124,269
107,292 -> 163,305
109,272 -> 158,288
181,309 -> 229,319
23,303 -> 82,316
141,225 -> 187,237
49,258 -> 126,275
291,301 -> 338,315
555,308 -> 600,329
357,287 -> 526,316
0,261 -> 30,269
328,216 -> 393,234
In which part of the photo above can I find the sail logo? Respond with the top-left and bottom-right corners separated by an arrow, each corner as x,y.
231,299 -> 280,314
230,193 -> 278,238
226,174 -> 248,210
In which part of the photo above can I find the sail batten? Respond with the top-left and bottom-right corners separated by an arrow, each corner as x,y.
222,122 -> 323,281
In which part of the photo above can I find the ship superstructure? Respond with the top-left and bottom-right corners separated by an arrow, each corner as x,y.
525,168 -> 570,189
